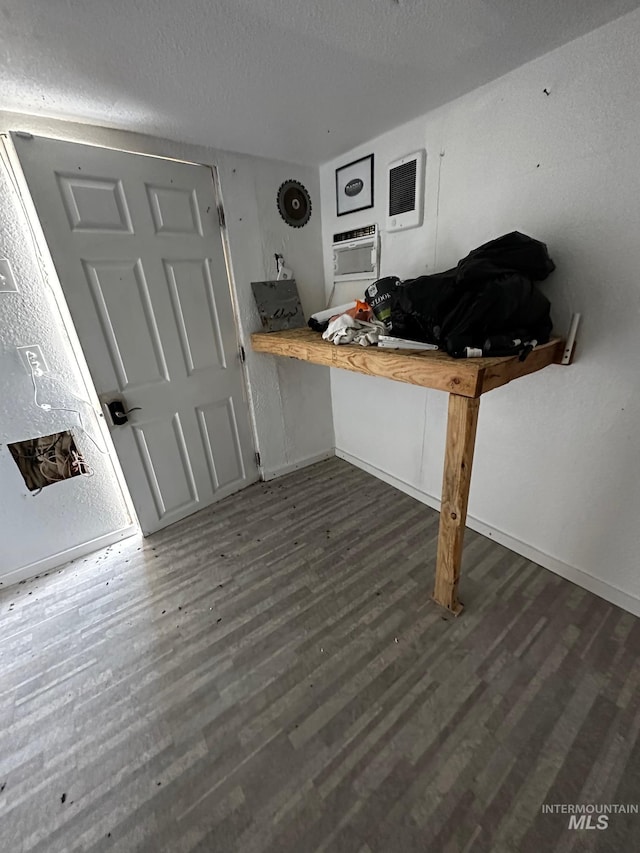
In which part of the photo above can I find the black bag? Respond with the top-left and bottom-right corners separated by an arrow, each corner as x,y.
389,269 -> 462,342
456,231 -> 556,286
389,232 -> 555,358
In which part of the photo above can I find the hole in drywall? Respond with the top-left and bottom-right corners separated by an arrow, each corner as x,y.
8,431 -> 90,492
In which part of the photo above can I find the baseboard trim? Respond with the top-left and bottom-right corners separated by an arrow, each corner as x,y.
336,448 -> 640,618
0,525 -> 139,590
262,449 -> 335,481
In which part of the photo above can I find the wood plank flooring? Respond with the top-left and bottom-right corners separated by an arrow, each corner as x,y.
1,458 -> 639,853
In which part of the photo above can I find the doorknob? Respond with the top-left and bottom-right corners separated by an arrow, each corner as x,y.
106,400 -> 141,426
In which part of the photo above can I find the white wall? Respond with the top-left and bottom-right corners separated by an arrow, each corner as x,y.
0,113 -> 333,583
320,9 -> 640,614
213,149 -> 334,477
0,142 -> 134,583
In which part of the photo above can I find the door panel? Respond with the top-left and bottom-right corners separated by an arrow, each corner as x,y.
132,414 -> 199,517
146,185 -> 203,235
13,134 -> 257,534
197,398 -> 247,489
83,259 -> 170,389
164,259 -> 226,373
57,174 -> 134,232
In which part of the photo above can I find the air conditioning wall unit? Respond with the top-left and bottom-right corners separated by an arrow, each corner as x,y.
386,150 -> 426,233
332,224 -> 379,282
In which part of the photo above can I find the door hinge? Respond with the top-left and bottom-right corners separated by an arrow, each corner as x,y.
239,344 -> 246,363
255,451 -> 261,467
217,205 -> 226,229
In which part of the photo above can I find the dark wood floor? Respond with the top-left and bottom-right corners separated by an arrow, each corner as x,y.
1,458 -> 639,853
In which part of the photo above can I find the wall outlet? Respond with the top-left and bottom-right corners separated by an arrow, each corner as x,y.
0,259 -> 19,293
17,344 -> 49,376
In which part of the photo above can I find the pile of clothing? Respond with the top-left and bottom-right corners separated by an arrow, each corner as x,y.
320,301 -> 385,347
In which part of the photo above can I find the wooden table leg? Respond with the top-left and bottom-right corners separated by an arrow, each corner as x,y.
432,393 -> 480,614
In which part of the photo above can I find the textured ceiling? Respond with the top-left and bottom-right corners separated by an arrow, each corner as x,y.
1,0 -> 639,165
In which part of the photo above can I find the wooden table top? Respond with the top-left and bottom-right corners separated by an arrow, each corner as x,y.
251,327 -> 564,398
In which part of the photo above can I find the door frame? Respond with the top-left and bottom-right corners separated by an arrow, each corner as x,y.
205,159 -> 262,472
2,130 -> 260,533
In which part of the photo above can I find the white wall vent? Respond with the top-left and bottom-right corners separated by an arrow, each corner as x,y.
386,150 -> 425,232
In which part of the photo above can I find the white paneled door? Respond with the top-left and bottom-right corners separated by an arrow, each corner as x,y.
13,134 -> 257,534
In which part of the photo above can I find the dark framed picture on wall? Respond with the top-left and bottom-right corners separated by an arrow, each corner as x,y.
335,154 -> 374,216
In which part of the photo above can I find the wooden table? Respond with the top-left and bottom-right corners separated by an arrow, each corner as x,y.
251,327 -> 565,614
